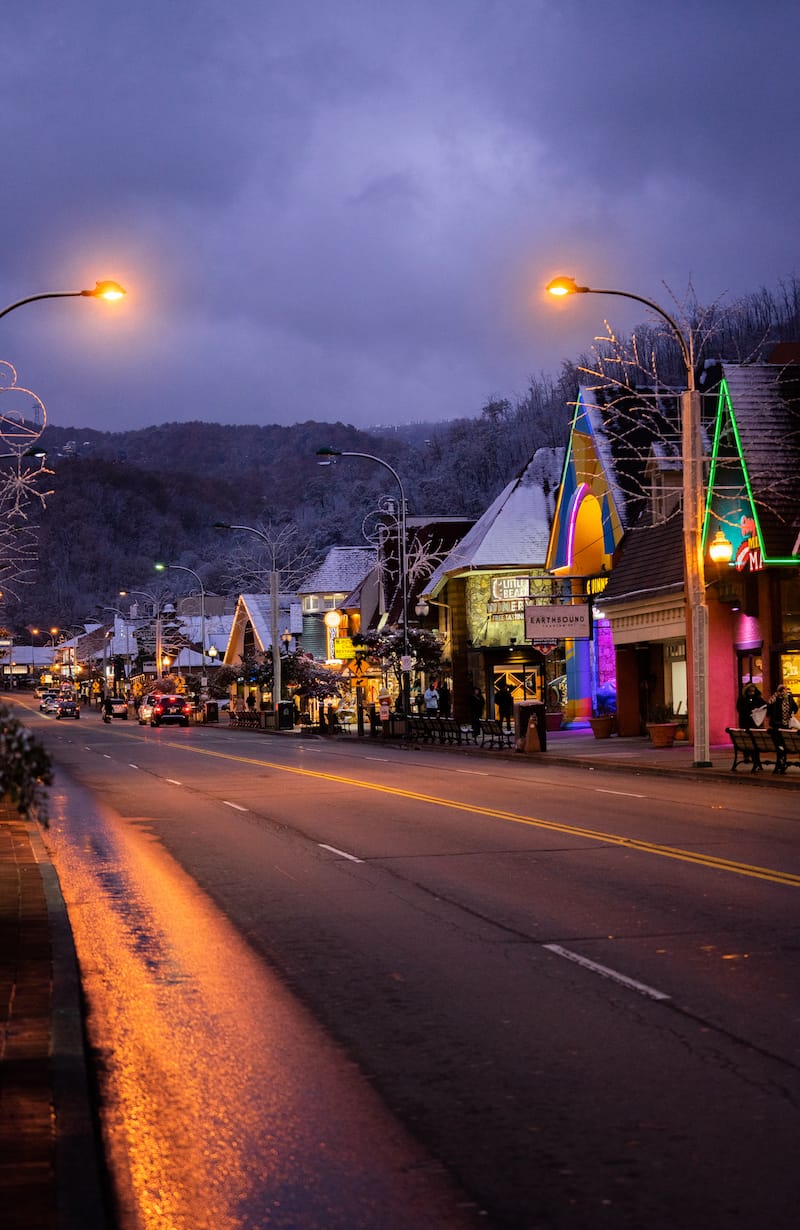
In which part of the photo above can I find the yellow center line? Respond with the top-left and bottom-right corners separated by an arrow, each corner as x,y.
132,734 -> 800,889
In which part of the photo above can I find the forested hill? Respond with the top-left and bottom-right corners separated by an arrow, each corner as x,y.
16,273 -> 800,632
22,389 -> 572,629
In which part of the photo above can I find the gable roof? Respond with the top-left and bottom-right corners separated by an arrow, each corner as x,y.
298,547 -> 376,595
596,511 -> 685,606
424,448 -> 563,593
704,362 -> 800,562
547,385 -> 681,573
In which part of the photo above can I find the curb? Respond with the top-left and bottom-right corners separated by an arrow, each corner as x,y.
28,821 -> 110,1230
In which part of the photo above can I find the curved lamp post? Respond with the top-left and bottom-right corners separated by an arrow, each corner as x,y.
119,589 -> 174,685
155,563 -> 208,697
316,447 -> 411,715
0,280 -> 126,322
213,523 -> 283,715
546,275 -> 710,766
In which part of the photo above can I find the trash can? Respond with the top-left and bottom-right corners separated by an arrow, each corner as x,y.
277,700 -> 294,730
514,700 -> 547,752
204,701 -> 219,723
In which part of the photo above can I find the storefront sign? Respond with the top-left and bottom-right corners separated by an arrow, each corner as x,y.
333,637 -> 355,659
491,576 -> 530,600
524,604 -> 591,640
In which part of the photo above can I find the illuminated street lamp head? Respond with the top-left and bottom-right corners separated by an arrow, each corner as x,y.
708,530 -> 734,565
83,280 -> 126,301
546,276 -> 590,297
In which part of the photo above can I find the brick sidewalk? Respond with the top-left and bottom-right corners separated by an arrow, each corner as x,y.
0,804 -> 107,1230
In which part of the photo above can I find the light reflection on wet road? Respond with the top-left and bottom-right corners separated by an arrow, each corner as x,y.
46,777 -> 478,1230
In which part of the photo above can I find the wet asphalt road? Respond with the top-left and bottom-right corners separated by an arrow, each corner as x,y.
32,706 -> 800,1229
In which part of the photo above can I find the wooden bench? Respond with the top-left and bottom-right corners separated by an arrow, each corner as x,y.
406,714 -> 436,743
726,726 -> 782,772
774,727 -> 800,773
433,716 -> 468,745
478,718 -> 514,749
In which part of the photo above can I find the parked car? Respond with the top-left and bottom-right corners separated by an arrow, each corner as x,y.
55,697 -> 80,720
140,693 -> 193,727
109,696 -> 129,720
39,691 -> 60,712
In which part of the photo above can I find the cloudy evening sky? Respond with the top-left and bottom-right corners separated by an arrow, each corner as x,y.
2,0 -> 798,435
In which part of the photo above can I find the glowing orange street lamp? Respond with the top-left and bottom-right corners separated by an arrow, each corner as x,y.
0,280 -> 126,321
546,273 -> 710,766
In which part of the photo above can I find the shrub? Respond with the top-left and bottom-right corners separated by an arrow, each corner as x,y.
0,703 -> 52,823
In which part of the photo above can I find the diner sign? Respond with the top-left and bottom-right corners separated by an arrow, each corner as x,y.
524,604 -> 591,640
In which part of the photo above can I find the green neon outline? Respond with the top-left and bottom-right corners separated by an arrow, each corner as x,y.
704,376 -> 797,566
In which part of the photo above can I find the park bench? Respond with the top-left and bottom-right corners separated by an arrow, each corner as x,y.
406,714 -> 435,743
774,728 -> 800,773
433,716 -> 469,745
478,718 -> 514,749
724,725 -> 800,773
726,727 -> 761,771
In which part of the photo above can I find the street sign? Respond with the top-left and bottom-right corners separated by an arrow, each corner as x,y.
524,604 -> 590,640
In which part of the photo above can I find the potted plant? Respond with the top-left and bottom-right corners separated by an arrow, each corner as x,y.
646,703 -> 681,747
588,685 -> 617,739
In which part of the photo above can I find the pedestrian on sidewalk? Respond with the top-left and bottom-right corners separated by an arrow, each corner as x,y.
736,682 -> 766,769
468,686 -> 484,739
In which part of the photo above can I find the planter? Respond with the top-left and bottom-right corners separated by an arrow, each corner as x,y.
646,722 -> 680,748
588,715 -> 615,739
546,711 -> 564,732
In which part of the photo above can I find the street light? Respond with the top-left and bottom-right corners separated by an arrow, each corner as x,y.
0,280 -> 126,322
103,607 -> 133,686
546,275 -> 711,766
316,447 -> 412,714
213,523 -> 284,716
155,563 -> 208,698
119,589 -> 174,685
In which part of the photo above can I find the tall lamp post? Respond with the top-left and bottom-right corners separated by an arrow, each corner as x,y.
155,563 -> 208,698
119,589 -> 173,687
213,523 -> 283,717
546,275 -> 711,766
103,608 -> 133,689
316,447 -> 412,715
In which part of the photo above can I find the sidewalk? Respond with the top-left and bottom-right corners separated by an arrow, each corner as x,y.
0,802 -> 108,1230
1,727 -> 795,1230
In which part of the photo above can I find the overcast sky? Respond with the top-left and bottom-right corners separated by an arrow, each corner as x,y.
2,0 -> 798,436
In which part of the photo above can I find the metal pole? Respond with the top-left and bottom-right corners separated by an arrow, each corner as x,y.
271,568 -> 281,713
316,451 -> 411,714
547,279 -> 710,766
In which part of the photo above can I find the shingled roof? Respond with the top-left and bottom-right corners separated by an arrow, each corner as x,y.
597,511 -> 684,606
709,361 -> 800,559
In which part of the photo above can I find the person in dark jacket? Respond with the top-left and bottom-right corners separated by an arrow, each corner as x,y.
767,684 -> 798,773
495,680 -> 514,731
467,687 -> 485,739
736,683 -> 765,769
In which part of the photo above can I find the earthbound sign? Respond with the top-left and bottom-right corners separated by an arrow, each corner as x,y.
524,604 -> 591,640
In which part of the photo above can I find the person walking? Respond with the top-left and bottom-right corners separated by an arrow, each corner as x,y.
467,686 -> 484,740
736,682 -> 766,769
495,679 -> 514,731
767,683 -> 798,773
101,695 -> 113,724
423,682 -> 439,716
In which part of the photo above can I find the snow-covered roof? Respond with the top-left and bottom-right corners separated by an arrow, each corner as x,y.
424,448 -> 564,593
227,593 -> 303,658
298,547 -> 376,595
